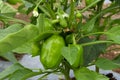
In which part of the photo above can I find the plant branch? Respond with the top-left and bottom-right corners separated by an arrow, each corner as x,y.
0,14 -> 28,24
80,0 -> 101,13
81,40 -> 114,47
95,66 -> 99,73
76,32 -> 106,42
38,73 -> 50,80
21,69 -> 59,80
81,32 -> 106,38
61,60 -> 71,80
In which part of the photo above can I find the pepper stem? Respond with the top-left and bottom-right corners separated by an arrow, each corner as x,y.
73,34 -> 76,45
95,66 -> 99,73
61,61 -> 71,80
64,65 -> 71,80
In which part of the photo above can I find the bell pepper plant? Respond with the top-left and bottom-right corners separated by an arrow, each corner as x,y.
0,0 -> 120,80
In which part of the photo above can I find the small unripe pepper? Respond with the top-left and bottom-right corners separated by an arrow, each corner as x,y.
40,35 -> 65,69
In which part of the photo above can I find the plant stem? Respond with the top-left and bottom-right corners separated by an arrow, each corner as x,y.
64,0 -> 68,11
95,0 -> 104,33
81,40 -> 114,47
52,19 -> 59,24
61,61 -> 71,80
76,31 -> 107,42
80,0 -> 101,13
64,73 -> 70,80
73,34 -> 76,45
69,0 -> 75,28
95,66 -> 99,73
81,32 -> 106,38
38,73 -> 49,80
64,68 -> 71,80
21,70 -> 59,80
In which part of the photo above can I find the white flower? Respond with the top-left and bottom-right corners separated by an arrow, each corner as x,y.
56,15 -> 60,19
33,10 -> 38,17
56,13 -> 69,19
62,13 -> 69,18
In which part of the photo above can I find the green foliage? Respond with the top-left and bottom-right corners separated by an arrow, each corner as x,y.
0,0 -> 17,16
1,52 -> 17,63
13,42 -> 32,54
95,58 -> 120,70
0,24 -> 39,54
9,69 -> 32,80
0,63 -> 25,79
7,0 -> 22,5
0,0 -> 120,80
74,67 -> 109,80
61,44 -> 83,68
0,24 -> 23,39
79,37 -> 107,66
106,26 -> 120,44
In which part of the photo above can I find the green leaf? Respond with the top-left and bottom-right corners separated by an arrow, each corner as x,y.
0,63 -> 24,79
9,69 -> 32,80
0,24 -> 23,39
0,52 -> 17,63
22,0 -> 33,9
74,67 -> 109,80
109,19 -> 120,26
0,1 -> 17,16
82,17 -> 96,33
39,5 -> 51,17
106,26 -> 120,44
0,24 -> 39,54
113,54 -> 120,64
45,3 -> 56,19
115,0 -> 120,5
78,37 -> 107,66
36,14 -> 45,33
34,31 -> 60,42
39,3 -> 55,18
61,45 -> 79,65
36,14 -> 55,33
82,5 -> 120,34
21,71 -> 43,80
0,14 -> 28,24
95,58 -> 120,70
13,42 -> 32,54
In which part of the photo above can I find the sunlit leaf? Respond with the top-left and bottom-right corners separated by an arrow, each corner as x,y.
95,58 -> 120,70
13,42 -> 32,54
0,24 -> 23,39
78,37 -> 107,66
0,63 -> 24,79
106,26 -> 120,44
9,69 -> 32,80
74,67 -> 109,80
61,45 -> 79,65
0,1 -> 17,16
0,24 -> 39,54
